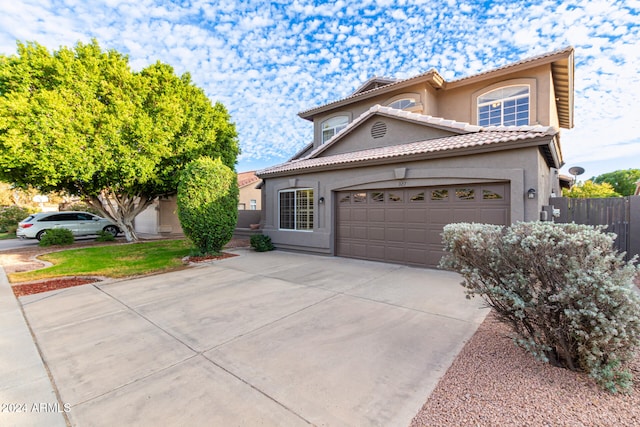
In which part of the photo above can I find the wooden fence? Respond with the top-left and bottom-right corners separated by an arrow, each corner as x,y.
550,196 -> 640,261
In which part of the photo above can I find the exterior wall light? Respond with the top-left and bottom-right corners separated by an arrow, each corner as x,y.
319,197 -> 325,204
527,188 -> 536,199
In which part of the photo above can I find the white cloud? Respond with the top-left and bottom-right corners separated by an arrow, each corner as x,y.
0,0 -> 638,172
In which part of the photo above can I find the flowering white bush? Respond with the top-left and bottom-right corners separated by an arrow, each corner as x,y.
441,222 -> 640,393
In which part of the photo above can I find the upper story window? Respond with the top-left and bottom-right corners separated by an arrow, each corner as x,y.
388,98 -> 416,110
478,85 -> 529,126
321,115 -> 348,143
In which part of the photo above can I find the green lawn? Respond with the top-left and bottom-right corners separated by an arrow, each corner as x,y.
10,239 -> 194,283
0,231 -> 16,240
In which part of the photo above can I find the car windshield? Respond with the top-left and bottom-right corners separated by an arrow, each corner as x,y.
21,215 -> 36,223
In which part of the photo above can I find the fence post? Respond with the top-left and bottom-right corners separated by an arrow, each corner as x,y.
630,196 -> 640,262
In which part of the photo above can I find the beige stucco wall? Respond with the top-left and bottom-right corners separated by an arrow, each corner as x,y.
134,196 -> 184,235
321,116 -> 456,157
311,82 -> 439,150
261,146 -> 550,255
309,63 -> 557,153
438,64 -> 554,127
239,184 -> 262,210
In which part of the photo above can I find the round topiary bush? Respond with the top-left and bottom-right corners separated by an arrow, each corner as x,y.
177,157 -> 238,255
38,228 -> 74,247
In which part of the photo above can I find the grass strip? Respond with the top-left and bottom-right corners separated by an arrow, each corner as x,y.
9,239 -> 193,283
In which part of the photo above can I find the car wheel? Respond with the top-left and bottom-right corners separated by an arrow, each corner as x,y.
36,230 -> 48,241
103,225 -> 119,237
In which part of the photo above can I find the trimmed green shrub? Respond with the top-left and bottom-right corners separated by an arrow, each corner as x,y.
250,234 -> 274,252
0,205 -> 31,233
177,157 -> 238,255
441,222 -> 640,393
39,228 -> 74,247
95,230 -> 116,242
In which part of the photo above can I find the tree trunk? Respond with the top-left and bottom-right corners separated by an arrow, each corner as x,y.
85,190 -> 154,242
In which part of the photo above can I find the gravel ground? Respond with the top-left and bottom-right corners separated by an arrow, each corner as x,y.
410,310 -> 640,426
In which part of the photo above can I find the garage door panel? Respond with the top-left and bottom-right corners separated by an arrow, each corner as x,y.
366,245 -> 385,260
349,243 -> 368,258
336,183 -> 509,268
426,229 -> 444,243
351,225 -> 368,239
385,246 -> 405,262
338,207 -> 351,221
429,209 -> 452,224
406,209 -> 427,223
368,226 -> 386,241
337,224 -> 350,238
352,208 -> 368,221
453,208 -> 480,223
426,249 -> 445,267
385,209 -> 405,222
385,227 -> 405,242
481,209 -> 509,224
406,228 -> 426,243
406,248 -> 428,265
368,208 -> 385,222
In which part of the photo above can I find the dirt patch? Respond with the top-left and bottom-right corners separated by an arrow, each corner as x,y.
411,311 -> 640,426
186,252 -> 239,263
12,277 -> 101,297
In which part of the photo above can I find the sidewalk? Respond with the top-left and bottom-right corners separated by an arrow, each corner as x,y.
0,266 -> 67,427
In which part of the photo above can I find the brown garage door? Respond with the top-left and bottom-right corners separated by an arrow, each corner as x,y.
336,183 -> 510,268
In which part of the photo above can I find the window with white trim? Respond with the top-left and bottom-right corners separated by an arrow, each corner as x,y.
321,116 -> 348,143
279,189 -> 314,231
478,85 -> 529,126
388,98 -> 416,110
250,199 -> 257,210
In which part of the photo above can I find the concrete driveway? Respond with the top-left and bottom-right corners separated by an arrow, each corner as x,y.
12,248 -> 489,426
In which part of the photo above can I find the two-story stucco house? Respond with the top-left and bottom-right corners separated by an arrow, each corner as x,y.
256,47 -> 574,268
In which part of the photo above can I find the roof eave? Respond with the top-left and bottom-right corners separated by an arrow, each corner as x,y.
297,70 -> 444,121
258,135 -> 556,179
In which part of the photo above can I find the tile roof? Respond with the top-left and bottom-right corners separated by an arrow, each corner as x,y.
298,69 -> 440,118
237,171 -> 261,188
258,125 -> 557,177
298,46 -> 573,121
305,104 -> 482,160
448,46 -> 574,85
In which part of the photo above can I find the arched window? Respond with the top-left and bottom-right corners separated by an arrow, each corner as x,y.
321,115 -> 348,143
478,86 -> 529,126
388,98 -> 416,110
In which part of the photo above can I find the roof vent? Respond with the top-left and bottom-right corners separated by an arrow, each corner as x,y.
371,121 -> 387,139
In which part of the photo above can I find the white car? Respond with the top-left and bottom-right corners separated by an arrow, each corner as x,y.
16,211 -> 120,241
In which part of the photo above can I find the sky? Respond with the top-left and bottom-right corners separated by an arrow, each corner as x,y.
0,0 -> 638,181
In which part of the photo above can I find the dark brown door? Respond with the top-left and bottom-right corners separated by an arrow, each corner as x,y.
336,183 -> 510,268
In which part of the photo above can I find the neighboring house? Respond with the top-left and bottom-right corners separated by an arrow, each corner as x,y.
134,171 -> 262,236
257,47 -> 574,268
237,171 -> 262,210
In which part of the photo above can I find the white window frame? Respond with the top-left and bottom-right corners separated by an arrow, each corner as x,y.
388,98 -> 416,110
477,85 -> 530,127
321,115 -> 348,144
278,188 -> 314,231
250,199 -> 257,210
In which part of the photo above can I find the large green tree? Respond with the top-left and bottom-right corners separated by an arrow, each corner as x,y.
0,40 -> 239,241
592,169 -> 640,196
562,180 -> 620,198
